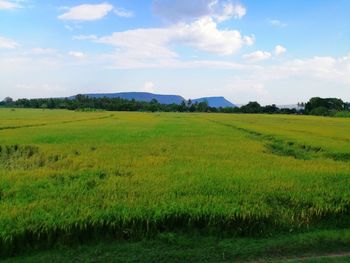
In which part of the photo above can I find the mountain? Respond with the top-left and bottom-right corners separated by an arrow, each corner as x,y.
72,92 -> 185,105
192,96 -> 236,108
71,92 -> 236,108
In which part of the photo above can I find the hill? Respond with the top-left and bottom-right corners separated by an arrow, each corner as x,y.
192,96 -> 236,108
71,92 -> 236,108
72,92 -> 185,105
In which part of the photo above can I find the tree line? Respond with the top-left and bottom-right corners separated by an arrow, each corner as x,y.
0,95 -> 349,116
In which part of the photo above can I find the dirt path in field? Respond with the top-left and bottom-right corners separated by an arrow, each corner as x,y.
262,252 -> 350,262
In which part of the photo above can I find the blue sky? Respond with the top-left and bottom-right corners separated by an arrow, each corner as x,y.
1,0 -> 350,104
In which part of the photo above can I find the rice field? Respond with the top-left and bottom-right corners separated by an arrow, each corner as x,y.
1,108 -> 350,256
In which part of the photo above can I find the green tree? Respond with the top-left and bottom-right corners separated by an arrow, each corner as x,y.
197,101 -> 209,112
305,97 -> 344,115
309,106 -> 329,116
240,102 -> 262,113
262,104 -> 279,114
179,101 -> 187,112
3,97 -> 13,103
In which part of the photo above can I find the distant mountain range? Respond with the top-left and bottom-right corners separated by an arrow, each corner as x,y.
74,92 -> 185,105
71,92 -> 236,108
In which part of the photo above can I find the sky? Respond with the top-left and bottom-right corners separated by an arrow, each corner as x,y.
0,0 -> 350,105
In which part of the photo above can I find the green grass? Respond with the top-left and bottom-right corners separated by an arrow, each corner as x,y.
0,109 -> 350,260
335,111 -> 350,118
4,229 -> 350,262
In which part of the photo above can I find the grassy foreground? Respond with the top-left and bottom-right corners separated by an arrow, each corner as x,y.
0,109 -> 350,260
5,229 -> 350,262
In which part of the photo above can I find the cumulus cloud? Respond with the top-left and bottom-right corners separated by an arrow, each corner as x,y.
153,0 -> 246,22
58,3 -> 114,21
72,1 -> 251,69
0,0 -> 21,9
68,51 -> 86,59
243,51 -> 271,61
96,16 -> 253,63
0,36 -> 19,49
243,45 -> 287,62
274,45 -> 287,56
176,17 -> 253,55
142,81 -> 156,93
98,28 -> 178,65
58,2 -> 133,21
216,2 -> 246,22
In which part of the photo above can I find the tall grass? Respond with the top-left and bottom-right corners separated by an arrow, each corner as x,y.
335,111 -> 350,118
0,109 -> 350,255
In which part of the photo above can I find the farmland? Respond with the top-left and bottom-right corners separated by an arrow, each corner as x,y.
1,108 -> 350,261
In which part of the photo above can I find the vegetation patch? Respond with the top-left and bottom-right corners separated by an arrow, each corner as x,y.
0,145 -> 67,170
208,119 -> 326,161
207,118 -> 350,162
266,140 -> 323,160
0,145 -> 39,169
327,152 -> 350,161
335,111 -> 350,118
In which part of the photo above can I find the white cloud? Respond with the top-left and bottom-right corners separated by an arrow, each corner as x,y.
244,35 -> 255,46
0,36 -> 19,49
114,7 -> 133,18
243,45 -> 286,62
95,16 -> 253,64
1,48 -> 350,104
243,50 -> 271,61
221,54 -> 350,104
176,17 -> 253,55
0,0 -> 21,9
153,0 -> 246,22
268,19 -> 287,27
274,45 -> 287,56
340,54 -> 350,71
58,2 -> 133,21
250,56 -> 350,87
101,48 -> 256,69
142,81 -> 156,93
216,3 -> 246,22
58,3 -> 114,21
73,2 -> 252,69
98,28 -> 178,66
68,51 -> 86,59
281,57 -> 340,79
